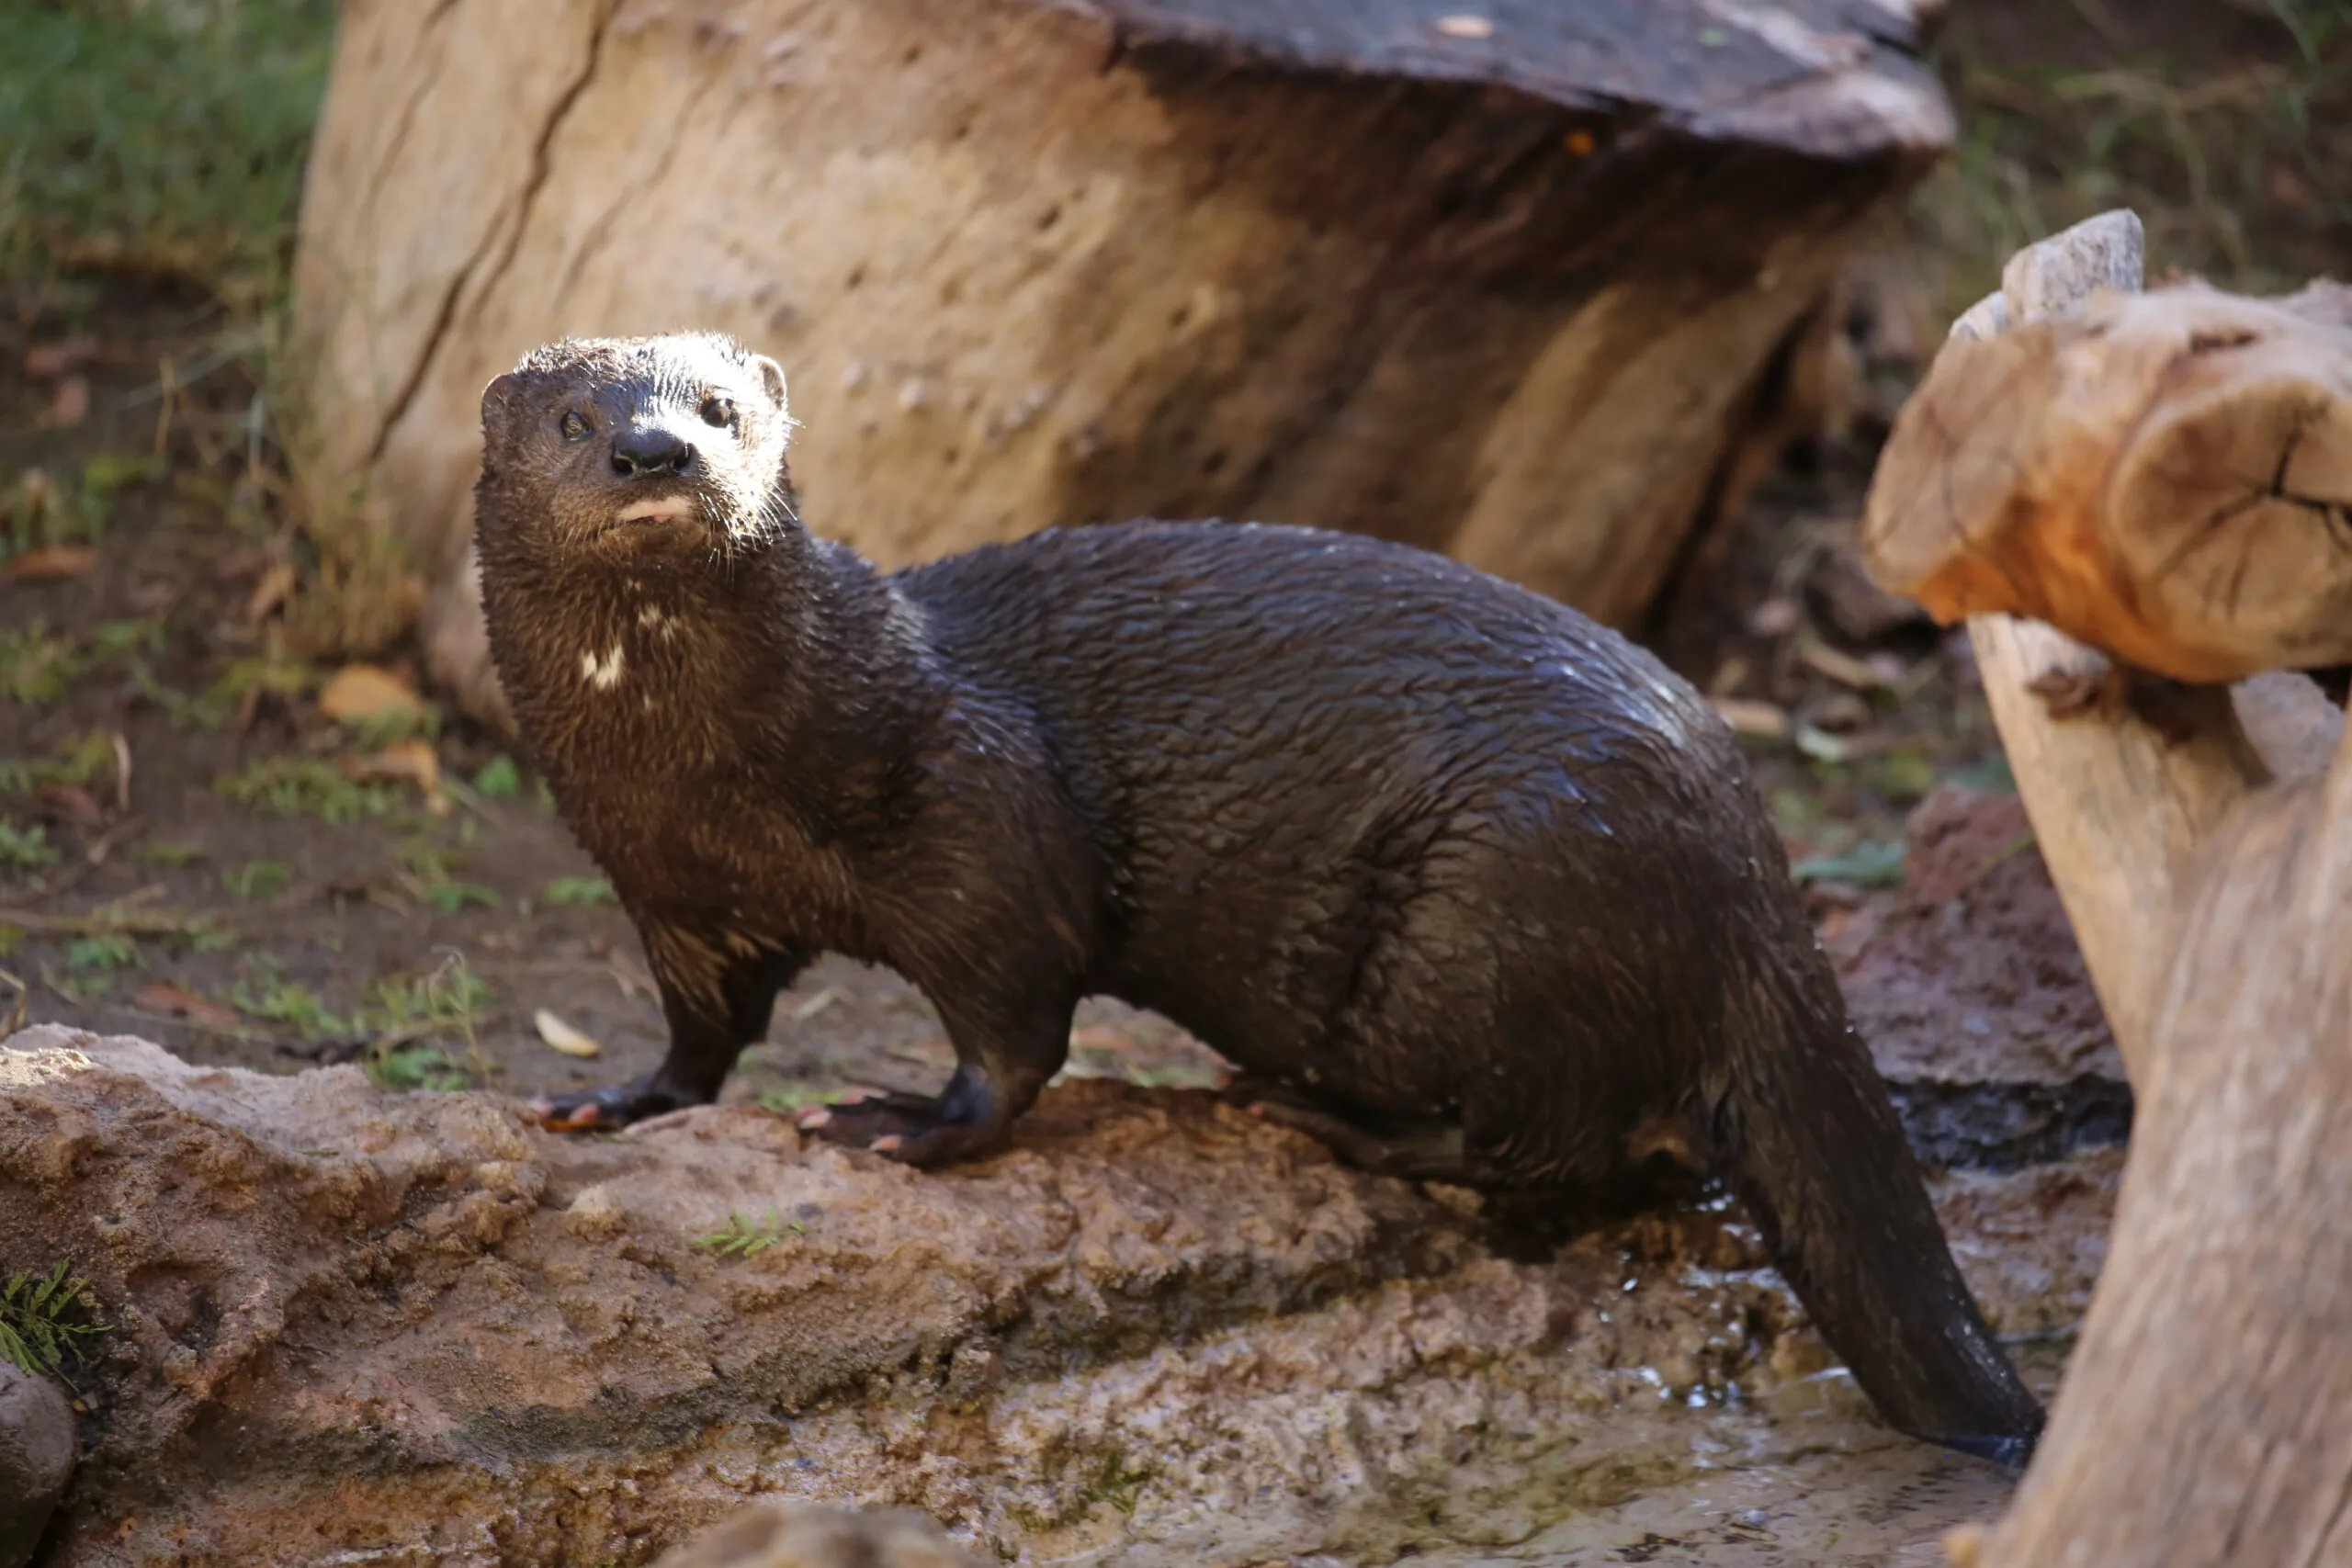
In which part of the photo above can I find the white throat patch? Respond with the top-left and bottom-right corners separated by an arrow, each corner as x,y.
581,644 -> 627,690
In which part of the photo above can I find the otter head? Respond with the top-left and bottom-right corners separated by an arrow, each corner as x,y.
476,332 -> 796,560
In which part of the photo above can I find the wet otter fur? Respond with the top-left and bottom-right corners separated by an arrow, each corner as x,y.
473,332 -> 2044,1468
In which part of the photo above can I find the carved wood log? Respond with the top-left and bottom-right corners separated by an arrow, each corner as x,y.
291,0 -> 1954,729
1866,275 -> 2352,687
1860,213 -> 2352,1565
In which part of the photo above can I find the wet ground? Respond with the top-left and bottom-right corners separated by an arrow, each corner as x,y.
0,286 -> 2116,1566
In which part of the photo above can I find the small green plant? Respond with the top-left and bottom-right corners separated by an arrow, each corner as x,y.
223,859 -> 292,901
130,662 -> 232,730
135,840 -> 205,866
472,755 -> 522,799
62,933 -> 139,972
543,876 -> 616,907
215,757 -> 397,823
358,956 -> 492,1092
364,1042 -> 475,1094
1084,1448 -> 1154,1516
692,1210 -> 800,1258
0,1261 -> 108,1379
228,954 -> 345,1038
0,621 -> 86,705
0,732 -> 116,797
0,821 -> 60,873
423,882 -> 499,915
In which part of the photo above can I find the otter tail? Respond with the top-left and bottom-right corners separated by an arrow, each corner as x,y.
1707,938 -> 2046,1469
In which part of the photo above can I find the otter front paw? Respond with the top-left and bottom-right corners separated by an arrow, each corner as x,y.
794,1090 -> 1004,1167
527,1077 -> 695,1132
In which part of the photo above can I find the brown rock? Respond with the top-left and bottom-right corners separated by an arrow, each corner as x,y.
1833,786 -> 2121,1090
0,1025 -> 2107,1564
0,1360 -> 75,1568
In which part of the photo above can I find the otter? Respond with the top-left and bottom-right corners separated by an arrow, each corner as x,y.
473,332 -> 2044,1468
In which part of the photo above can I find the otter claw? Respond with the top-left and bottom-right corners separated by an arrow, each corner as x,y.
796,1106 -> 832,1129
870,1134 -> 903,1153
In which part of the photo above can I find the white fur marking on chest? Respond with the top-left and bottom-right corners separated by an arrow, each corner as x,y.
581,644 -> 627,690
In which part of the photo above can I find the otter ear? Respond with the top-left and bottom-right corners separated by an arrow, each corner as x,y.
479,372 -> 524,435
751,355 -> 789,424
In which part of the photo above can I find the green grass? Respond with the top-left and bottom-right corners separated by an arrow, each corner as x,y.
0,822 -> 61,874
1908,3 -> 2352,320
223,859 -> 293,901
692,1210 -> 802,1258
215,757 -> 400,824
0,0 -> 338,305
0,1261 -> 108,1380
543,876 -> 616,908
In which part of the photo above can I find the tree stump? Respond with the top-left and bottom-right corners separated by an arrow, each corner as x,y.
291,0 -> 1953,729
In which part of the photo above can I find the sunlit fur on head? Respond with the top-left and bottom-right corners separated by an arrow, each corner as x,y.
476,331 -> 800,563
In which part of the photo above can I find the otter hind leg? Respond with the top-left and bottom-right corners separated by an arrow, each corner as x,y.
1224,1077 -> 1471,1181
799,976 -> 1077,1168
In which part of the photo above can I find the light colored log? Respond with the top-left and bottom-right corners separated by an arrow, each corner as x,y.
1973,695 -> 2352,1566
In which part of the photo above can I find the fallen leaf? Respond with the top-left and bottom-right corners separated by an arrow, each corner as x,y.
244,560 -> 297,623
4,545 -> 99,583
318,662 -> 426,726
343,739 -> 449,815
24,338 -> 96,379
134,983 -> 244,1032
1435,13 -> 1494,37
1070,1026 -> 1135,1052
48,375 -> 91,428
534,1008 -> 602,1058
1711,697 -> 1791,739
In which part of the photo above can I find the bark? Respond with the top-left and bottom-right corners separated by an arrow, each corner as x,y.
290,0 -> 1953,729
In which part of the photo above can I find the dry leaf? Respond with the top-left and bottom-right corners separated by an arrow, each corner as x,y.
48,375 -> 91,429
1069,1026 -> 1135,1052
787,986 -> 843,1021
1711,697 -> 1792,739
244,560 -> 297,623
343,739 -> 448,815
318,662 -> 426,726
534,1008 -> 602,1058
134,983 -> 243,1032
4,545 -> 99,583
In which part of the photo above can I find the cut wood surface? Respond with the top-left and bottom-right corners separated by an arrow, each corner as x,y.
292,0 -> 1953,728
1866,276 -> 2352,685
1872,214 -> 2352,1566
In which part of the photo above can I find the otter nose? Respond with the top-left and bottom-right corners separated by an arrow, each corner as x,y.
611,425 -> 695,479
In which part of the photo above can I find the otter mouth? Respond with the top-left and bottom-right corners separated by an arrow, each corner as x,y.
612,495 -> 701,525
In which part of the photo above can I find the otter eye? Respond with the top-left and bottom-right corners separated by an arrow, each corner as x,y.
699,396 -> 736,429
560,411 -> 591,442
